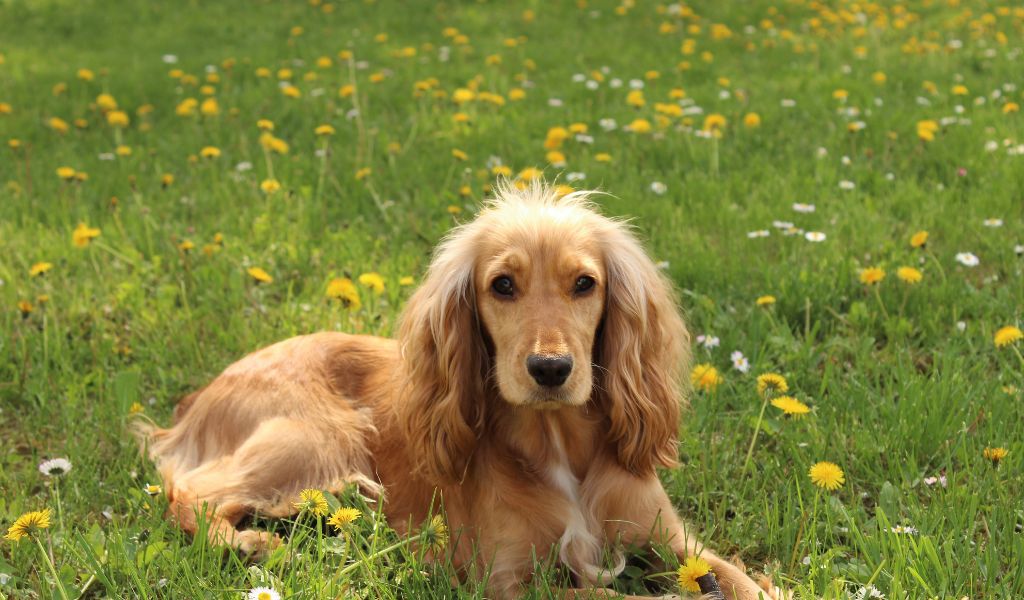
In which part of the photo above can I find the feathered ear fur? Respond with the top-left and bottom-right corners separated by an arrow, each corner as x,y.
596,223 -> 690,475
395,228 -> 488,484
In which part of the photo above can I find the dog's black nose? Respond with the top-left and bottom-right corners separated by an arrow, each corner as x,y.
526,354 -> 573,387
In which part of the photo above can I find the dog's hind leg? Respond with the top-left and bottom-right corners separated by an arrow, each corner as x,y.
165,415 -> 377,557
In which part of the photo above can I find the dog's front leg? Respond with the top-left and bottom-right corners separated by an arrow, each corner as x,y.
588,470 -> 778,600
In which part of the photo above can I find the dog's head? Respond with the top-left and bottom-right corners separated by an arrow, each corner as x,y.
397,182 -> 690,483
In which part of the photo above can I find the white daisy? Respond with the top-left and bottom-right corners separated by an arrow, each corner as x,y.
38,458 -> 72,477
247,587 -> 281,600
838,180 -> 856,190
566,172 -> 586,182
730,351 -> 749,373
649,181 -> 667,195
983,218 -> 1003,227
805,231 -> 827,242
772,220 -> 794,230
598,118 -> 617,131
161,54 -> 178,64
792,202 -> 815,213
955,252 -> 979,267
747,230 -> 770,238
853,584 -> 886,599
696,335 -> 720,349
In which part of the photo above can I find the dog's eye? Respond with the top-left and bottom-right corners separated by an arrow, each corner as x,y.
492,276 -> 514,297
574,276 -> 596,293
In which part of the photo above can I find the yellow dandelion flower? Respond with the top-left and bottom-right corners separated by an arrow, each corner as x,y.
399,276 -> 415,286
452,88 -> 476,104
508,88 -> 526,101
771,396 -> 810,417
129,401 -> 145,414
106,110 -> 130,127
756,295 -> 776,306
910,230 -> 928,248
447,205 -> 463,215
57,166 -> 77,180
178,240 -> 194,252
72,223 -> 101,248
30,262 -> 54,277
743,112 -> 761,128
872,71 -> 887,85
451,148 -> 468,161
315,124 -> 336,136
175,98 -> 198,117
199,146 -> 221,159
677,556 -> 711,593
338,84 -> 355,98
859,267 -> 885,285
916,120 -> 939,142
359,272 -> 385,294
326,277 -> 361,309
691,363 -> 722,391
260,179 -> 282,194
161,173 -> 174,188
77,68 -> 94,81
293,488 -> 329,516
492,165 -> 512,178
247,267 -> 273,283
756,373 -> 788,396
327,507 -> 362,529
983,446 -> 1008,465
626,89 -> 646,108
702,113 -> 727,134
256,119 -> 274,131
809,461 -> 845,490
49,117 -> 70,134
4,509 -> 51,542
994,326 -> 1023,348
355,167 -> 372,181
281,85 -> 301,98
518,167 -> 543,181
420,514 -> 449,552
595,152 -> 612,162
896,267 -> 922,284
95,93 -> 117,111
18,300 -> 34,315
627,118 -> 652,133
1004,102 -> 1020,115
199,98 -> 219,116
116,145 -> 132,157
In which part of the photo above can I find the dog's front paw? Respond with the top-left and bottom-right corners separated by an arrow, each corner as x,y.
756,575 -> 794,600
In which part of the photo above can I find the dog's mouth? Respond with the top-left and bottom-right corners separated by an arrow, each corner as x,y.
523,387 -> 586,410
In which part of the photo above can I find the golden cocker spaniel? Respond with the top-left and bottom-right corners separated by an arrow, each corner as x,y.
140,182 -> 781,599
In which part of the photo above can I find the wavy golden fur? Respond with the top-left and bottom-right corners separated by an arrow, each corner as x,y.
139,182 -> 783,599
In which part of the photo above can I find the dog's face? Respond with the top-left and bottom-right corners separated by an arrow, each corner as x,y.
475,234 -> 605,409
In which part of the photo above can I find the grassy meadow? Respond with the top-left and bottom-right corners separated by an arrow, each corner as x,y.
2,0 -> 1024,597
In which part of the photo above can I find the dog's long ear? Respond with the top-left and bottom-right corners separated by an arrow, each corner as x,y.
597,223 -> 690,476
396,230 -> 487,484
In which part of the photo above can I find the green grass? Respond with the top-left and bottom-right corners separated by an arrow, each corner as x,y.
2,0 -> 1023,597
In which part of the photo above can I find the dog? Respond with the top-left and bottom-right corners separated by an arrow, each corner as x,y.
139,182 -> 782,599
